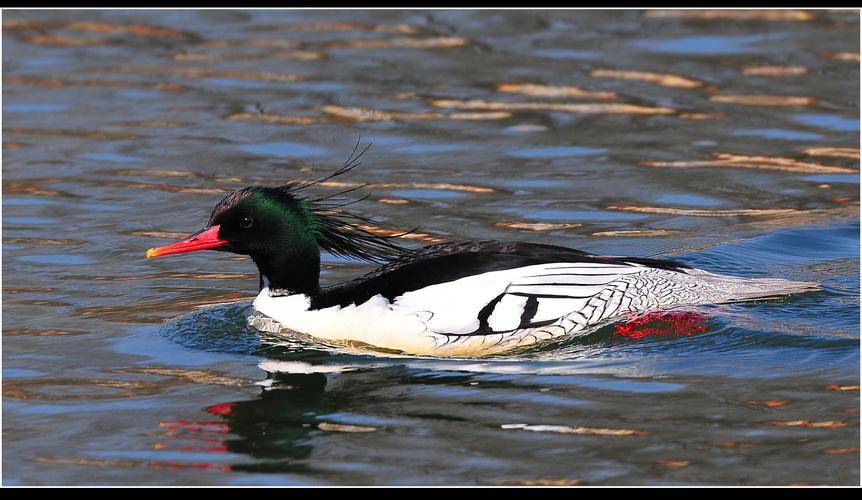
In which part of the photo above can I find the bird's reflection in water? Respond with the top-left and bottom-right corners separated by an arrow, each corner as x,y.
203,371 -> 330,474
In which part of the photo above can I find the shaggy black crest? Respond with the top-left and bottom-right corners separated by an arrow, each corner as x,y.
213,140 -> 413,263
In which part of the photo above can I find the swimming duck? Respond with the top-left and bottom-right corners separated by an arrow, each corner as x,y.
146,151 -> 818,357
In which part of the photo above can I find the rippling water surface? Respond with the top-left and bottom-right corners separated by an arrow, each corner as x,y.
2,9 -> 860,485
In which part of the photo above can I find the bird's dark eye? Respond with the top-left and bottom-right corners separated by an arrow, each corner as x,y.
239,216 -> 253,229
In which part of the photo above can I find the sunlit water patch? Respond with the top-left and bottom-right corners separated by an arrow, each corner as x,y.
519,208 -> 650,222
15,254 -> 97,266
632,33 -> 789,55
237,141 -> 329,158
731,128 -> 825,141
81,152 -> 144,163
531,48 -> 603,59
792,113 -> 860,132
4,103 -> 71,113
655,193 -> 726,207
507,146 -> 607,159
802,174 -> 860,184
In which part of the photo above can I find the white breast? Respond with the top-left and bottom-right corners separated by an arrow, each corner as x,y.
252,290 -> 436,354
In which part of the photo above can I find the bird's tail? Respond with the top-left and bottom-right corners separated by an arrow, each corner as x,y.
682,269 -> 820,304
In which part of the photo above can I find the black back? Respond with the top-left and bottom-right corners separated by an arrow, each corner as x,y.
313,240 -> 689,309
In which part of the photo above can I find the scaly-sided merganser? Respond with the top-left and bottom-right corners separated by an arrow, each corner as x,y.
147,149 -> 819,357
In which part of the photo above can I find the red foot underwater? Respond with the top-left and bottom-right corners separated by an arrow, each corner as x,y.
614,311 -> 709,339
204,402 -> 236,417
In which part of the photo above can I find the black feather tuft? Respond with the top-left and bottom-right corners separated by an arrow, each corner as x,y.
283,140 -> 412,263
282,138 -> 371,195
306,205 -> 412,263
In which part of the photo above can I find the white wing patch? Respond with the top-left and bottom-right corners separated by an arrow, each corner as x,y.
533,297 -> 590,323
392,262 -> 647,341
486,293 -> 528,331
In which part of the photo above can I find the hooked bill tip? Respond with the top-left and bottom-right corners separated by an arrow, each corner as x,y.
145,248 -> 158,259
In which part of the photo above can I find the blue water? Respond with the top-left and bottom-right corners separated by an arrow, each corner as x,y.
793,113 -> 860,132
389,189 -> 465,199
82,152 -> 143,163
117,89 -> 165,100
656,193 -> 725,207
531,49 -> 603,59
20,57 -> 64,67
204,77 -> 281,89
803,174 -> 860,184
4,216 -> 57,225
289,82 -> 351,92
4,103 -> 70,113
522,209 -> 648,222
395,143 -> 470,154
2,8 -> 858,487
732,128 -> 824,141
238,142 -> 329,158
505,179 -> 570,189
508,146 -> 607,159
2,197 -> 54,206
633,33 -> 787,55
15,254 -> 97,266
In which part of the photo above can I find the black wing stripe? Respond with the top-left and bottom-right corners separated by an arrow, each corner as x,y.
518,295 -> 539,328
476,292 -> 507,333
440,290 -> 583,337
